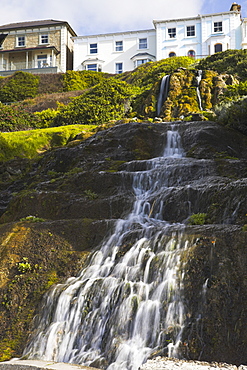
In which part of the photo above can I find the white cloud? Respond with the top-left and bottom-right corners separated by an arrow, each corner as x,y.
0,0 -> 205,35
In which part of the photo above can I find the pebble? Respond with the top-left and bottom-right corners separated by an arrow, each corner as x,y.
140,357 -> 247,370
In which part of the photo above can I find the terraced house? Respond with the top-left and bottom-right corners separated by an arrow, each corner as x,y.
0,3 -> 246,76
73,2 -> 246,74
0,19 -> 76,76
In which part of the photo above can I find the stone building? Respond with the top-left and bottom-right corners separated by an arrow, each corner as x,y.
0,19 -> 77,76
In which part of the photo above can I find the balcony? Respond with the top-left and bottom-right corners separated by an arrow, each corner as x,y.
0,45 -> 61,76
0,61 -> 62,76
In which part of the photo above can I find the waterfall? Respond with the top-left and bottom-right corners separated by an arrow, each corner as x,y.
157,75 -> 170,116
196,70 -> 203,111
23,126 -> 188,370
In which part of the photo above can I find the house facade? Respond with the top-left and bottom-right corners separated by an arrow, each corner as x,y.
0,19 -> 77,76
0,3 -> 245,77
73,29 -> 156,74
73,2 -> 244,74
154,2 -> 242,60
241,17 -> 247,48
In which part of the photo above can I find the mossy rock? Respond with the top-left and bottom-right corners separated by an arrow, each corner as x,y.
0,218 -> 114,361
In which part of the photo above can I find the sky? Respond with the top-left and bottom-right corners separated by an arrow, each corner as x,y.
0,0 -> 246,36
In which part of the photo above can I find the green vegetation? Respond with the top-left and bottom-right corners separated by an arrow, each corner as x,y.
0,222 -> 83,362
119,57 -> 196,89
0,124 -> 97,161
84,190 -> 98,200
20,216 -> 45,223
16,258 -> 32,274
188,213 -> 207,225
0,102 -> 41,132
53,78 -> 138,126
224,80 -> 247,100
196,49 -> 247,80
34,108 -> 59,128
0,51 -> 246,147
0,71 -> 40,103
215,97 -> 247,135
62,70 -> 108,91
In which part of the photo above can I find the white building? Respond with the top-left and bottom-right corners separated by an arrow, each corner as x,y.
154,2 -> 242,60
241,17 -> 247,49
73,2 -> 244,74
73,29 -> 156,74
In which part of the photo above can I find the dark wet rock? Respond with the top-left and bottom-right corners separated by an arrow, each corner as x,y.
0,121 -> 247,363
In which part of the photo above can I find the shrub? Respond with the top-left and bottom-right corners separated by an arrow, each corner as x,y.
196,49 -> 247,80
0,102 -> 41,132
215,97 -> 247,135
0,71 -> 40,103
20,215 -> 45,222
188,213 -> 207,225
34,108 -> 59,128
223,81 -> 247,100
53,78 -> 137,126
62,70 -> 107,91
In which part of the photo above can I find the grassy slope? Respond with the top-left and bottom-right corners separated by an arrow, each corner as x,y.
0,124 -> 97,161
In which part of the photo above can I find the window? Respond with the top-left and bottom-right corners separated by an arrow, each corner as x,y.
168,28 -> 176,38
40,34 -> 49,44
214,43 -> 222,53
139,38 -> 147,49
169,52 -> 176,57
0,34 -> 7,48
87,63 -> 97,71
115,41 -> 123,52
17,36 -> 25,47
136,59 -> 149,67
188,50 -> 196,58
214,21 -> 222,32
187,25 -> 195,37
115,62 -> 123,74
90,43 -> 98,54
37,55 -> 48,68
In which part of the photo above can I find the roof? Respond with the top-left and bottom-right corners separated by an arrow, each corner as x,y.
73,28 -> 155,40
0,45 -> 60,54
131,52 -> 156,60
153,9 -> 241,26
0,19 -> 77,36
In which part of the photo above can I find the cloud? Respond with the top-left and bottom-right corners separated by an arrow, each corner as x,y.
0,0 -> 205,35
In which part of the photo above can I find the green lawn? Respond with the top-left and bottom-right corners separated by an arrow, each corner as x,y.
0,124 -> 97,161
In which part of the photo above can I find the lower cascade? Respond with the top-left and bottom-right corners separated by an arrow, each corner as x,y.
23,126 -> 204,369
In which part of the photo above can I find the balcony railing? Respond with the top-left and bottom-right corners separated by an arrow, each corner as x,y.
0,61 -> 62,76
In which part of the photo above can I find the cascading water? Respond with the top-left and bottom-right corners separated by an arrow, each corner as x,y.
196,70 -> 203,111
23,126 -> 188,370
157,75 -> 170,116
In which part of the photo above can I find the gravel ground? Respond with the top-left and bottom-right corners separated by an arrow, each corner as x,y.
140,358 -> 247,370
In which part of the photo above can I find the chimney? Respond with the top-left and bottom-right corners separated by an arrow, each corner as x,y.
230,2 -> 241,12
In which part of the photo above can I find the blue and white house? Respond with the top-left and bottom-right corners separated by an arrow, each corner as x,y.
73,2 -> 246,74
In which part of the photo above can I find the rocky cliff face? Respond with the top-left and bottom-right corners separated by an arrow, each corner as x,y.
0,121 -> 247,365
